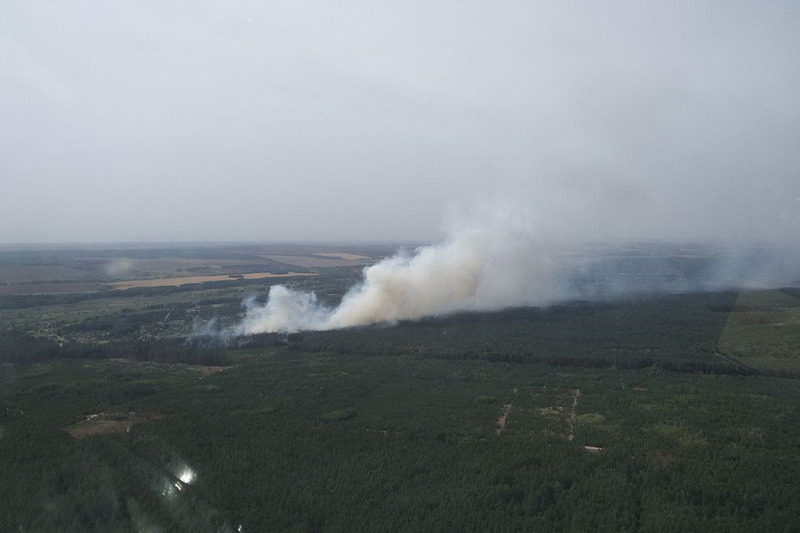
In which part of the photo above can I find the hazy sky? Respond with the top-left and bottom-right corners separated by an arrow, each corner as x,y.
2,1 -> 798,244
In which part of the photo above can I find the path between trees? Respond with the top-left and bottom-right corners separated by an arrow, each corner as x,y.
495,387 -> 518,434
567,388 -> 581,441
494,386 -> 584,443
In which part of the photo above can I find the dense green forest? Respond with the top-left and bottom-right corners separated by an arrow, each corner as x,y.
2,285 -> 800,531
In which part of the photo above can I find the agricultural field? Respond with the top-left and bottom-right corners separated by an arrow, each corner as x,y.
0,243 -> 385,296
1,244 -> 800,531
108,272 -> 316,290
260,254 -> 374,269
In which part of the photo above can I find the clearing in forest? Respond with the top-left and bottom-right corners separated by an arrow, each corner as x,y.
65,412 -> 162,439
106,358 -> 232,378
495,387 -> 518,434
496,387 -> 585,442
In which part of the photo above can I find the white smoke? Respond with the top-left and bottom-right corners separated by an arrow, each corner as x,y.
103,257 -> 134,276
203,199 -> 800,338
234,202 -> 567,334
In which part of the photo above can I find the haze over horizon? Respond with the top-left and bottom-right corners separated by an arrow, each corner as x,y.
2,1 -> 799,245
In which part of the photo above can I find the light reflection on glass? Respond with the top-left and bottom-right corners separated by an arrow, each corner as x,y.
178,468 -> 195,484
159,478 -> 179,500
165,455 -> 197,486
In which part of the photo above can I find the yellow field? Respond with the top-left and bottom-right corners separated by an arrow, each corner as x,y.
108,272 -> 316,290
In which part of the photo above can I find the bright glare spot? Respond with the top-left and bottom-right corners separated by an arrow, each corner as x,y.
178,468 -> 195,484
161,483 -> 177,499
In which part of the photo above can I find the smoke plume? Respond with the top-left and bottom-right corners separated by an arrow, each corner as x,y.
235,203 -> 566,334
214,200 -> 800,337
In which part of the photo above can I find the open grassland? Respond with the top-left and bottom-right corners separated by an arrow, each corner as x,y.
718,289 -> 800,375
314,252 -> 372,261
0,265 -> 100,283
261,254 -> 373,268
0,282 -> 102,295
108,272 -> 316,290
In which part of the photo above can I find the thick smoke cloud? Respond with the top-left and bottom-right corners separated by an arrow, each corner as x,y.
234,203 -> 566,334
213,200 -> 800,336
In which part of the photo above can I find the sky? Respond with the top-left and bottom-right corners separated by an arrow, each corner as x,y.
1,1 -> 799,244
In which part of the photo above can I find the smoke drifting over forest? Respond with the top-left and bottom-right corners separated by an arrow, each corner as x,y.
226,203 -> 800,334
235,203 -> 564,333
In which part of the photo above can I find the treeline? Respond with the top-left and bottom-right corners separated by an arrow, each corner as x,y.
185,331 -> 305,350
0,332 -> 228,366
289,338 -> 758,376
0,329 -> 307,366
283,292 -> 776,376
